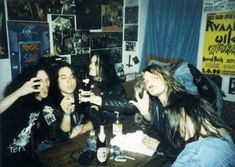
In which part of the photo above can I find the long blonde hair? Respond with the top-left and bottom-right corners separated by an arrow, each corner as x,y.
143,64 -> 186,105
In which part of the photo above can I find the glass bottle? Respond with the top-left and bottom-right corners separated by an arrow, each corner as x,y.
96,125 -> 108,166
112,111 -> 123,136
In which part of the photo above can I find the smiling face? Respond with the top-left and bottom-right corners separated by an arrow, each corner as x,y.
35,70 -> 50,101
143,71 -> 167,97
58,66 -> 77,97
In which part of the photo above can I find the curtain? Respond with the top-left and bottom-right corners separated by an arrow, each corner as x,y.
140,0 -> 203,71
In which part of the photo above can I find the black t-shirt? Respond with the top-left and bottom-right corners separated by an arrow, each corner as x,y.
1,97 -> 44,167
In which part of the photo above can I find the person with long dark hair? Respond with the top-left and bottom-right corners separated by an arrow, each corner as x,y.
79,52 -> 134,128
1,59 -> 57,167
164,94 -> 235,166
49,61 -> 93,141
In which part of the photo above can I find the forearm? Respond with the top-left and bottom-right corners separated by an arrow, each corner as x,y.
0,90 -> 22,114
101,97 -> 138,114
60,114 -> 71,132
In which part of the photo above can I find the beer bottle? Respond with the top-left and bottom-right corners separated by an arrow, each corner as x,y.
96,125 -> 108,166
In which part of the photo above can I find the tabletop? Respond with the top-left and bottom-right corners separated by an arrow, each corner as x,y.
38,115 -> 171,167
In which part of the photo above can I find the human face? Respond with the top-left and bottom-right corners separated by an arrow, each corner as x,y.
179,109 -> 195,141
143,71 -> 167,97
35,70 -> 50,101
58,66 -> 77,97
89,55 -> 98,77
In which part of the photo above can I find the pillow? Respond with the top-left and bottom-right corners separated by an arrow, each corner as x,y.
146,55 -> 182,67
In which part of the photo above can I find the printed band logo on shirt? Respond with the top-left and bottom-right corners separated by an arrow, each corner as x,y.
8,112 -> 39,154
43,105 -> 56,125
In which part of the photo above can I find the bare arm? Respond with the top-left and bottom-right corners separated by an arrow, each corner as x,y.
60,96 -> 74,132
0,78 -> 41,114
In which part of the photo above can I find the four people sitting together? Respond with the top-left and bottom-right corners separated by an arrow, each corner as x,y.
0,54 -> 234,167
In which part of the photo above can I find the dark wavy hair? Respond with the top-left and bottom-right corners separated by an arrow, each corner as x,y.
4,58 -> 53,98
48,61 -> 79,106
164,94 -> 234,148
91,52 -> 121,88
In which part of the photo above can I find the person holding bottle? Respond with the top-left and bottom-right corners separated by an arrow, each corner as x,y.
79,52 -> 135,129
49,61 -> 93,141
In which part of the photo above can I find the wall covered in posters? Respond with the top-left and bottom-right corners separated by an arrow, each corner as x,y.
198,0 -> 235,102
122,0 -> 139,75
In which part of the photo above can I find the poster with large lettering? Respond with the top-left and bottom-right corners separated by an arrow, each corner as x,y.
8,21 -> 50,79
202,12 -> 235,76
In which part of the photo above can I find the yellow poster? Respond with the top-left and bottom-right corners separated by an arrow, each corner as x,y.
202,12 -> 235,76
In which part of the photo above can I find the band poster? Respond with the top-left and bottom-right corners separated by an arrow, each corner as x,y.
8,21 -> 50,79
202,11 -> 235,76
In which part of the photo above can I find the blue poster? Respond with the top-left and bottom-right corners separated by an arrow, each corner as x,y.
8,21 -> 50,79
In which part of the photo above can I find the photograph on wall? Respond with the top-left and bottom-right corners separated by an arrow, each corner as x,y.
124,25 -> 138,41
75,0 -> 101,30
125,6 -> 138,24
229,78 -> 235,95
74,30 -> 90,49
48,14 -> 76,55
90,32 -> 122,49
91,47 -> 122,63
7,0 -> 47,21
8,21 -> 50,79
47,0 -> 76,14
101,0 -> 123,32
125,41 -> 136,51
0,0 -> 8,59
201,12 -> 235,76
71,48 -> 90,71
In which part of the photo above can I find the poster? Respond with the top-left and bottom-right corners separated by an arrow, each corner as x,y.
7,0 -> 47,21
101,0 -> 123,32
90,32 -> 122,49
125,6 -> 138,24
48,14 -> 76,55
75,0 -> 101,30
124,25 -> 138,41
8,21 -> 50,79
0,0 -> 7,59
202,12 -> 235,76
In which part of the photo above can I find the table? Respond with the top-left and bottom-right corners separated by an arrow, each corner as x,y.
38,115 -> 171,167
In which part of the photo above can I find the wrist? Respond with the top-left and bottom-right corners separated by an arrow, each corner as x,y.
64,112 -> 71,116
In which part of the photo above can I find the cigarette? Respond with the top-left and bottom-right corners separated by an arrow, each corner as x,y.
125,155 -> 135,160
115,158 -> 126,162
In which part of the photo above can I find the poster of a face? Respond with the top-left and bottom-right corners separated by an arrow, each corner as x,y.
0,0 -> 7,59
